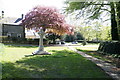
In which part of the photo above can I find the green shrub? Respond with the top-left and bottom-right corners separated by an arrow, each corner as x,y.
98,41 -> 120,57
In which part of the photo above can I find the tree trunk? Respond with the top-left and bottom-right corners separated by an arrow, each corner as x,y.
110,2 -> 119,40
52,34 -> 56,44
116,2 -> 120,41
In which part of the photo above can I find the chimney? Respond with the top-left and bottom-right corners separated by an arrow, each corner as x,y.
2,11 -> 4,18
21,14 -> 24,19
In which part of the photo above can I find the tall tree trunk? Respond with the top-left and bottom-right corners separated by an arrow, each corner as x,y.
110,2 -> 119,40
52,34 -> 56,44
116,2 -> 120,41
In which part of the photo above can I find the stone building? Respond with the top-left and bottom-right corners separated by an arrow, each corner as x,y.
0,12 -> 25,42
0,24 -> 2,42
0,11 -> 39,42
2,23 -> 25,39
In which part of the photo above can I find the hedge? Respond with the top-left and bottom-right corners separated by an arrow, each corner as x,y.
98,41 -> 120,55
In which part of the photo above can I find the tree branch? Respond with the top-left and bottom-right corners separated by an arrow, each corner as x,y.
101,9 -> 111,12
86,4 -> 110,5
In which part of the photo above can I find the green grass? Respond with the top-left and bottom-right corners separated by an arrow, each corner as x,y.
0,43 -> 4,55
76,44 -> 111,63
77,49 -> 108,61
1,44 -> 112,78
0,43 -> 4,80
0,45 -> 68,62
75,43 -> 99,51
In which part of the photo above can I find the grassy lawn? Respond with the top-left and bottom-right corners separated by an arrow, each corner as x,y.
75,44 -> 113,62
0,44 -> 112,78
0,43 -> 4,55
77,49 -> 110,61
75,44 -> 101,59
75,43 -> 99,51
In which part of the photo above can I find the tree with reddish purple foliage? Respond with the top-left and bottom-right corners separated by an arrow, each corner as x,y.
22,6 -> 74,35
22,6 -> 74,55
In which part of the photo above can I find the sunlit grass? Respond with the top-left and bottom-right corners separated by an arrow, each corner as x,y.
0,43 -> 4,61
0,45 -> 68,62
1,46 -> 37,62
75,43 -> 99,51
76,44 -> 111,63
0,43 -> 4,54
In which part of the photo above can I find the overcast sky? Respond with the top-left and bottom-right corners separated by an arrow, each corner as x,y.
0,0 -> 110,26
0,0 -> 66,18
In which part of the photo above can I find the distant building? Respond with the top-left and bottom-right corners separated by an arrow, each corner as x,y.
0,11 -> 39,42
2,23 -> 25,38
0,23 -> 2,41
0,13 -> 25,41
25,29 -> 39,39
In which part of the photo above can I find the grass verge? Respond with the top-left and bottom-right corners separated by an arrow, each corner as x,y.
76,46 -> 120,66
1,45 -> 112,78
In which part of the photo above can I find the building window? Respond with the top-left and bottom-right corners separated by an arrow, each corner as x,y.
7,33 -> 11,37
17,34 -> 21,38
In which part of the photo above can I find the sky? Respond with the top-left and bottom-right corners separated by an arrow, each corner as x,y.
0,0 -> 110,26
0,0 -> 66,18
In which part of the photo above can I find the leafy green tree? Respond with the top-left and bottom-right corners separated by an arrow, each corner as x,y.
76,32 -> 84,40
65,34 -> 75,42
74,23 -> 111,41
100,26 -> 111,40
45,33 -> 61,44
64,1 -> 119,41
64,32 -> 84,42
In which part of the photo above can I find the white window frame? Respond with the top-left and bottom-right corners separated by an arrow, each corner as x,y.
17,34 -> 21,38
7,33 -> 11,37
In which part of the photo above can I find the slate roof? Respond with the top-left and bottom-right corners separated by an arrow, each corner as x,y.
14,18 -> 22,23
14,14 -> 23,23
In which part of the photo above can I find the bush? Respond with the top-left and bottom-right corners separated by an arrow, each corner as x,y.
98,41 -> 120,55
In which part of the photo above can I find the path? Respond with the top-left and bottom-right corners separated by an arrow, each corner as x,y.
67,46 -> 120,80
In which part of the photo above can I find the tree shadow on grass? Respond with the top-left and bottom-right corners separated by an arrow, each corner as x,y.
4,44 -> 54,48
2,62 -> 35,78
5,44 -> 38,48
2,50 -> 112,79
